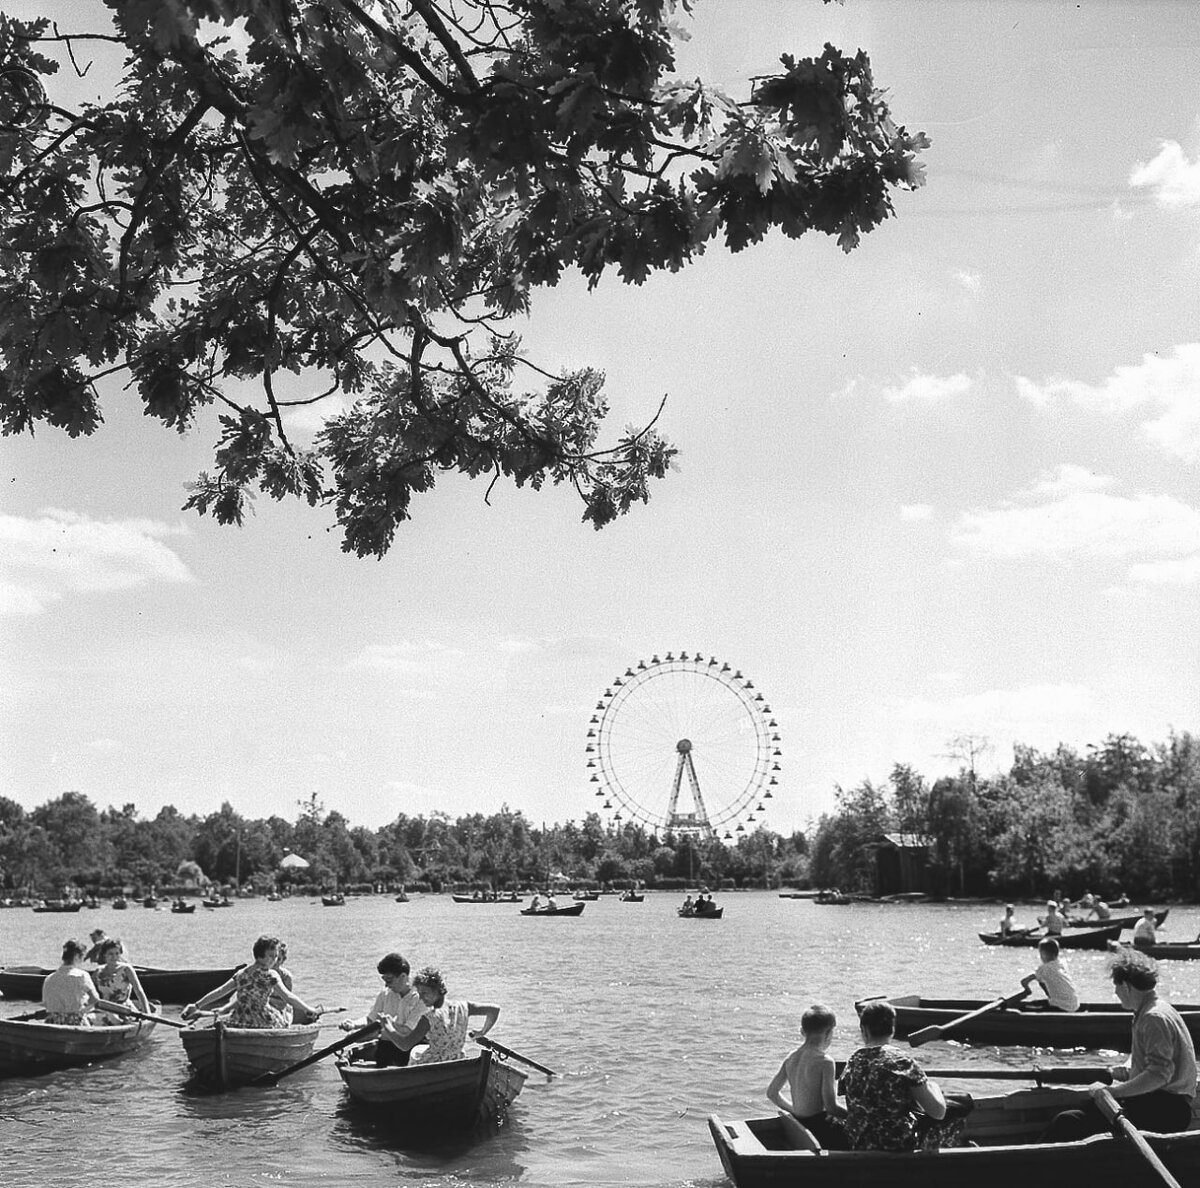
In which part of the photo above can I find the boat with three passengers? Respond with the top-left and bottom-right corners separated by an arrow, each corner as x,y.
858,993 -> 1200,1048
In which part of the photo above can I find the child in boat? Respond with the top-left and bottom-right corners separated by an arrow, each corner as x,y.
1021,937 -> 1079,1012
766,1003 -> 848,1150
340,951 -> 430,1066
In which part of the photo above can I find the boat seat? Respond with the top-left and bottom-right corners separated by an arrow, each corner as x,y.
776,1111 -> 822,1152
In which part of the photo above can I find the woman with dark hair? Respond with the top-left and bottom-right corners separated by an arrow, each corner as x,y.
42,939 -> 103,1025
182,936 -> 321,1027
407,966 -> 499,1064
1042,948 -> 1197,1141
841,1000 -> 971,1151
93,938 -> 151,1022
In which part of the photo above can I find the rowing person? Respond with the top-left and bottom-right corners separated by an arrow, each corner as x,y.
340,951 -> 430,1066
42,938 -> 105,1025
1020,937 -> 1079,1012
1041,948 -> 1196,1141
1132,907 -> 1158,950
182,935 -> 320,1027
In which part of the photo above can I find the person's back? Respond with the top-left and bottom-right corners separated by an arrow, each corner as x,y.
767,1003 -> 846,1150
1133,910 -> 1157,948
1028,940 -> 1079,1012
1043,903 -> 1064,936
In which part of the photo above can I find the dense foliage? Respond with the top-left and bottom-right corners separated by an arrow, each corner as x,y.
809,731 -> 1200,902
0,790 -> 809,895
0,1 -> 927,554
5,730 -> 1197,900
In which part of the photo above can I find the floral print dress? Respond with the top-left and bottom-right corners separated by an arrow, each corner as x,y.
227,964 -> 289,1028
93,963 -> 137,1025
842,1044 -> 965,1151
412,1000 -> 468,1064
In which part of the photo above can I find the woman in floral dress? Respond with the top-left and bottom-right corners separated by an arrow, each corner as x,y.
407,966 -> 499,1064
181,936 -> 320,1027
841,1000 -> 971,1151
93,938 -> 151,1023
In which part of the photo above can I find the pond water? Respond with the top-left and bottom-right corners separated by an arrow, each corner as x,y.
3,894 -> 1196,1187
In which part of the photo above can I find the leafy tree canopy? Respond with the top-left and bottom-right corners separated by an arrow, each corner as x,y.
0,0 -> 927,555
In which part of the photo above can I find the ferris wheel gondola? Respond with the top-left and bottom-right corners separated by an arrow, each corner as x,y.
587,653 -> 779,838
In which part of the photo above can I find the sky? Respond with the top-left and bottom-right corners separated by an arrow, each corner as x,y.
2,1 -> 1199,839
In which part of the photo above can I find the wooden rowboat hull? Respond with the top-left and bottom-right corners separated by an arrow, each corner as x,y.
871,994 -> 1200,1049
978,924 -> 1122,949
1132,943 -> 1200,960
520,902 -> 585,915
0,1013 -> 158,1077
337,1049 -> 526,1129
180,1022 -> 321,1086
0,965 -> 238,1003
679,908 -> 725,918
451,894 -> 523,903
1065,908 -> 1168,929
709,1087 -> 1200,1188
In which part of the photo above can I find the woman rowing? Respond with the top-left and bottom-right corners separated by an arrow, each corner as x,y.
181,935 -> 320,1027
406,966 -> 499,1064
42,939 -> 105,1025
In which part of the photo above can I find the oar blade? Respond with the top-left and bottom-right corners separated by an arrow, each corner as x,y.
473,1034 -> 556,1077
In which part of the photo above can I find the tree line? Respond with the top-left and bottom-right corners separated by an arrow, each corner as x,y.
4,730 -> 1195,899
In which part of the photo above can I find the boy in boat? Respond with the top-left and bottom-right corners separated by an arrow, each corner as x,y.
766,1003 -> 848,1149
340,951 -> 430,1066
1132,907 -> 1157,949
1021,937 -> 1079,1011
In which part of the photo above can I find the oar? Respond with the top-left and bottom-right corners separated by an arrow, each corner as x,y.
1093,1087 -> 1183,1188
917,1065 -> 1114,1085
907,988 -> 1031,1047
95,999 -> 188,1029
472,1033 -> 556,1077
250,1021 -> 380,1085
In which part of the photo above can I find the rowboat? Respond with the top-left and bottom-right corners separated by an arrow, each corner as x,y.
520,902 -> 585,916
708,1086 -> 1200,1188
0,1008 -> 159,1077
0,965 -> 240,1003
180,1020 -> 322,1089
321,894 -> 345,907
451,893 -> 522,904
337,1048 -> 526,1129
170,900 -> 196,914
31,900 -> 84,913
978,924 -> 1122,949
679,906 -> 724,918
620,893 -> 645,902
1114,940 -> 1200,961
573,890 -> 600,901
1064,908 -> 1168,930
861,993 -> 1200,1048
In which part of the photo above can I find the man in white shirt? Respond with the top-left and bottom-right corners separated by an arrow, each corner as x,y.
1132,908 -> 1157,950
340,952 -> 429,1066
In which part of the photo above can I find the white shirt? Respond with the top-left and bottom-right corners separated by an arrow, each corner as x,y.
1036,958 -> 1079,1012
347,986 -> 425,1031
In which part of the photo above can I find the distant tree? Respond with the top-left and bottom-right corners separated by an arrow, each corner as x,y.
0,1 -> 927,554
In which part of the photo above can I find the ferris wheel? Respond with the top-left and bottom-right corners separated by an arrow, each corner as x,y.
586,653 -> 780,838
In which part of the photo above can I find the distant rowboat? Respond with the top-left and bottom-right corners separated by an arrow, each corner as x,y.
978,924 -> 1122,949
520,902 -> 585,917
0,965 -> 239,1003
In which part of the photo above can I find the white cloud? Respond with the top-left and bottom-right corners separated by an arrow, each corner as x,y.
899,503 -> 934,522
1127,555 -> 1200,586
951,269 -> 981,293
0,510 -> 192,616
1014,345 -> 1200,463
1129,141 -> 1200,209
951,484 -> 1200,561
282,393 -> 356,436
1026,463 -> 1113,498
880,371 -> 972,405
